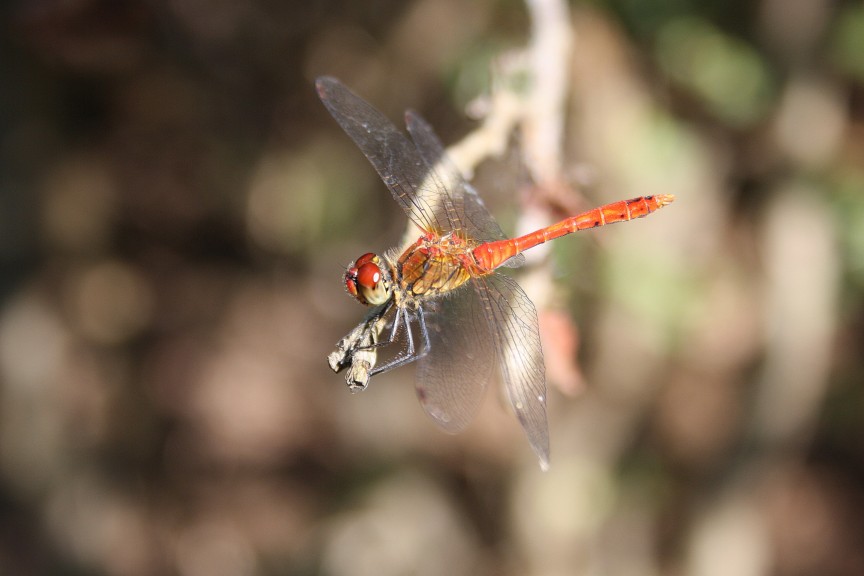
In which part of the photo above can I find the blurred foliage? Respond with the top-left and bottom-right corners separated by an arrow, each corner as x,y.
831,4 -> 864,80
656,16 -> 775,126
1,0 -> 863,575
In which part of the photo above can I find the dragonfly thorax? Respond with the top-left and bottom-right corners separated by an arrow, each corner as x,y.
345,252 -> 393,306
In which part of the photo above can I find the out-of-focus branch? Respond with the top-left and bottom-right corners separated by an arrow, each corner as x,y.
445,0 -> 581,395
523,0 -> 573,186
445,84 -> 523,179
396,0 -> 582,399
445,0 -> 573,187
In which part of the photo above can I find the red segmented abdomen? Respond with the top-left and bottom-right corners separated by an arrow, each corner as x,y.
472,194 -> 675,272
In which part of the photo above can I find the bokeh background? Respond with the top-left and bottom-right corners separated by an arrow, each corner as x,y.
1,0 -> 863,574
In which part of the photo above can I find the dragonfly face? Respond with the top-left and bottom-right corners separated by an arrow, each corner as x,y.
345,252 -> 393,306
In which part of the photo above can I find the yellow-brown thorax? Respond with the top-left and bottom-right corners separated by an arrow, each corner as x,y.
394,233 -> 481,301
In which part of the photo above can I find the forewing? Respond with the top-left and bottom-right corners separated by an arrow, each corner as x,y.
474,273 -> 549,469
316,77 -> 459,234
415,287 -> 495,433
405,111 -> 525,266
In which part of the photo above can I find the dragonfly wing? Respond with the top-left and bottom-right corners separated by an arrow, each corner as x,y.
316,77 -> 460,234
405,111 -> 525,265
415,286 -> 495,433
474,273 -> 549,469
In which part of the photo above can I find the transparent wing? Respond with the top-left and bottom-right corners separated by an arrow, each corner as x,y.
405,110 -> 526,267
415,287 -> 495,433
316,76 -> 460,234
473,273 -> 549,469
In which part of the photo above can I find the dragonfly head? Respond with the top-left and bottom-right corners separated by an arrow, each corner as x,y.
345,253 -> 392,306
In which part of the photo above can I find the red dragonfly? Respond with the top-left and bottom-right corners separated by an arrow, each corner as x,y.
320,77 -> 673,469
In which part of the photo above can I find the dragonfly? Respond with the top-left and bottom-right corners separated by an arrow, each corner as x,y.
319,76 -> 674,469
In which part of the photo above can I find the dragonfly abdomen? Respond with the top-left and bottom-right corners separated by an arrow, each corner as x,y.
472,194 -> 675,271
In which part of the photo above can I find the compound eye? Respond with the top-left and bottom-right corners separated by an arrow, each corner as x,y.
344,253 -> 390,306
355,261 -> 382,290
344,269 -> 360,300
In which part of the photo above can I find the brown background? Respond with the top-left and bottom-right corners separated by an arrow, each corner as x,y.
1,0 -> 863,574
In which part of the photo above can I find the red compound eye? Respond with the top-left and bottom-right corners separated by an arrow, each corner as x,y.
345,267 -> 359,298
353,252 -> 377,268
355,261 -> 381,289
344,253 -> 388,305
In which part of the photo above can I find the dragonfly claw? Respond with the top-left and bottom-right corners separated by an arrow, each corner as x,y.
328,340 -> 376,391
346,359 -> 372,391
327,348 -> 349,373
329,307 -> 387,390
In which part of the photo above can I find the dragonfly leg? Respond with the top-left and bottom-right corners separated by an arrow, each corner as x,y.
369,306 -> 428,376
415,305 -> 431,360
353,304 -> 404,353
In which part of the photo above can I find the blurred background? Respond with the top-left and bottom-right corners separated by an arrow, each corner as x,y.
1,0 -> 863,574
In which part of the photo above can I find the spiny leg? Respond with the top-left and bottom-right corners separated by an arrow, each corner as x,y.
368,306 -> 430,376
